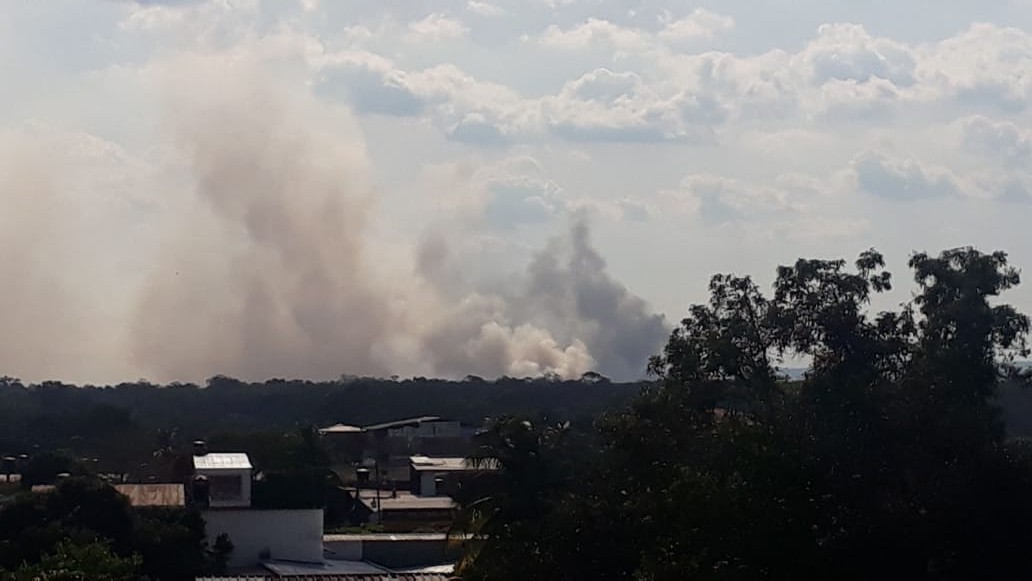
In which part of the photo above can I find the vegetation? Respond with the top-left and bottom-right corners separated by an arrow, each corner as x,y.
4,540 -> 140,581
0,375 -> 639,482
0,478 -> 230,581
455,248 -> 1032,580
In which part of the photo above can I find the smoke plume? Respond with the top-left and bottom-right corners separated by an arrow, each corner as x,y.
2,53 -> 667,384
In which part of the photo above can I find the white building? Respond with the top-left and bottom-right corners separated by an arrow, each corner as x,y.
192,450 -> 325,568
193,452 -> 252,508
409,455 -> 490,497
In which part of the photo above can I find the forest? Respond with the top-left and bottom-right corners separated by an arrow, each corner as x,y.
0,374 -> 641,479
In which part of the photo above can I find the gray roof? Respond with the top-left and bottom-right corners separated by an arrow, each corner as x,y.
363,417 -> 444,432
323,533 -> 456,542
193,453 -> 253,470
264,559 -> 389,576
409,456 -> 497,473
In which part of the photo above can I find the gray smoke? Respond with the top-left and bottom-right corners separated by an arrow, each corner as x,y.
131,58 -> 398,381
2,54 -> 667,384
415,219 -> 669,381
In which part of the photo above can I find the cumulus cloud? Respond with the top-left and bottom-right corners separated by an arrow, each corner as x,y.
664,174 -> 801,224
129,55 -> 664,382
406,13 -> 470,42
466,1 -> 504,17
959,115 -> 1032,164
658,9 -> 735,46
851,151 -> 964,200
537,18 -> 651,51
799,23 -> 916,87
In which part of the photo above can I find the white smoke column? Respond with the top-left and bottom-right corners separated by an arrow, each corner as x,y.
132,54 -> 399,380
131,53 -> 602,382
0,125 -> 149,383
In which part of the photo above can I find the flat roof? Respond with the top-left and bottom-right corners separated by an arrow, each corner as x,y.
193,453 -> 252,470
409,456 -> 496,472
355,490 -> 457,511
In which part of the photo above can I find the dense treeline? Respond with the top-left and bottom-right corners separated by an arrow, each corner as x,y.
455,248 -> 1032,580
0,375 -> 641,477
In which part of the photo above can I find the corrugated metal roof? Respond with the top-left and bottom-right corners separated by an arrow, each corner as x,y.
320,424 -> 364,434
408,457 -> 496,472
363,417 -> 443,432
193,453 -> 253,470
115,484 -> 185,507
323,533 -> 458,542
265,560 -> 389,576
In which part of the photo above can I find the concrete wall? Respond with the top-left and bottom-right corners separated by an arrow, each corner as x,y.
419,472 -> 438,496
203,509 -> 324,567
323,537 -> 459,569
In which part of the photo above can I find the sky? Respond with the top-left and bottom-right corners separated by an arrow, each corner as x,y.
2,0 -> 1032,384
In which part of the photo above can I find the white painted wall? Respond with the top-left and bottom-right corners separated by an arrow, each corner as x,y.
203,509 -> 324,567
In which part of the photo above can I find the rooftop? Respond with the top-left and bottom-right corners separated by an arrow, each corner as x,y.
264,559 -> 389,576
322,533 -> 455,542
355,490 -> 456,511
409,456 -> 495,472
114,483 -> 185,507
319,424 -> 364,435
193,453 -> 253,470
363,417 -> 444,432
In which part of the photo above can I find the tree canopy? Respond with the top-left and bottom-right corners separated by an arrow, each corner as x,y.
455,247 -> 1032,580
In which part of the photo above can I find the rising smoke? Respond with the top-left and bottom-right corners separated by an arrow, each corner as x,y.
3,53 -> 667,384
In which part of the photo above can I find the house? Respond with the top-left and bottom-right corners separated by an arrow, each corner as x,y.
197,532 -> 463,579
320,417 -> 475,468
354,488 -> 457,532
191,445 -> 324,568
409,456 -> 494,497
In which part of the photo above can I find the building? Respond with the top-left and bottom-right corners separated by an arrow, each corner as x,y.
354,489 -> 456,532
192,448 -> 325,568
193,452 -> 253,509
408,456 -> 493,497
320,417 -> 475,469
197,532 -> 463,580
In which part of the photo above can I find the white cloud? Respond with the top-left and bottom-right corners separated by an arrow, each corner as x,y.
658,9 -> 735,45
466,1 -> 504,17
664,174 -> 801,224
851,151 -> 965,199
959,115 -> 1032,163
10,0 -> 1032,380
537,18 -> 652,51
406,13 -> 470,42
799,23 -> 916,87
